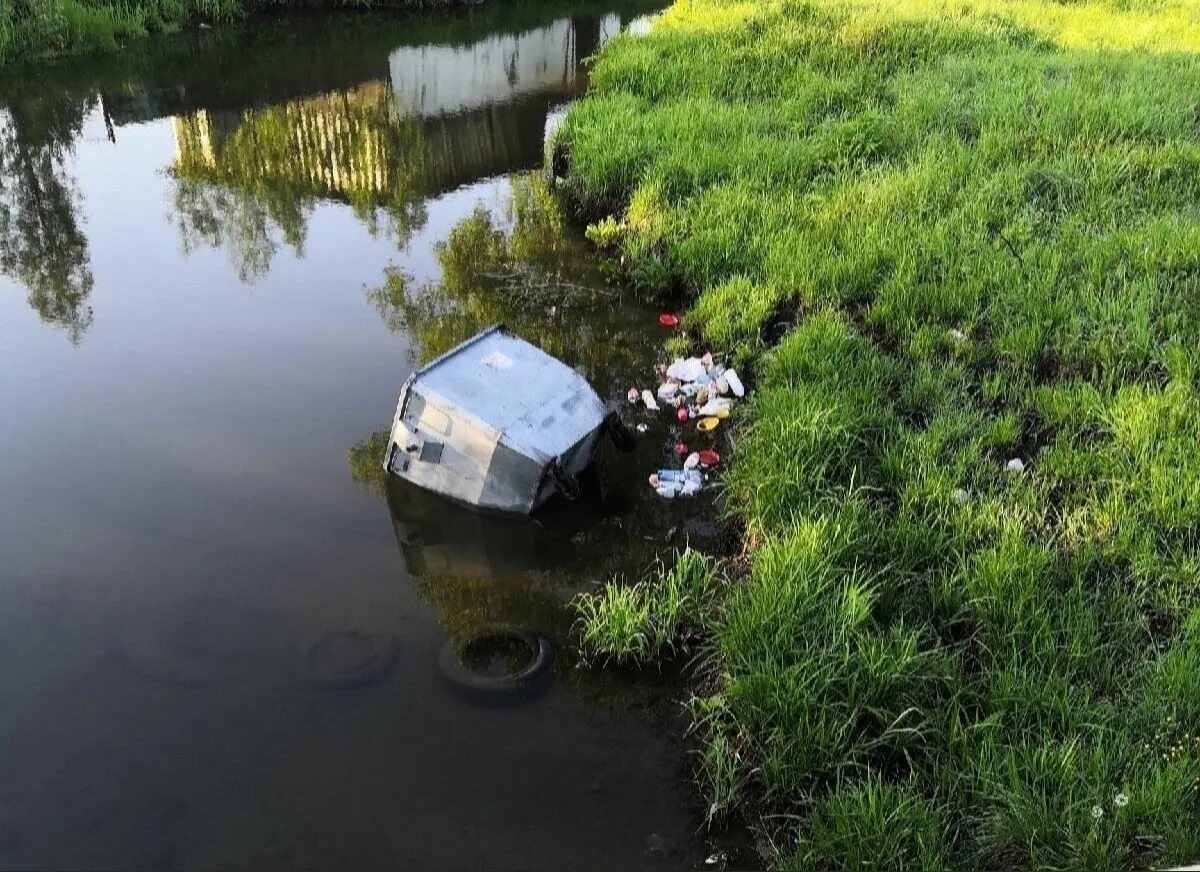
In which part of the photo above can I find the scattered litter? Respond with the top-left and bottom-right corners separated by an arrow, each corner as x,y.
1006,458 -> 1025,473
650,469 -> 704,498
953,487 -> 969,504
627,388 -> 640,404
705,852 -> 728,867
725,368 -> 745,398
658,313 -> 679,327
697,397 -> 731,418
667,358 -> 707,383
636,423 -> 649,433
640,349 -> 749,498
948,328 -> 967,342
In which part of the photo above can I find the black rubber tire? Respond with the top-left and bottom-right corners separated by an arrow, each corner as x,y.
300,630 -> 399,690
437,627 -> 554,705
605,410 -> 637,453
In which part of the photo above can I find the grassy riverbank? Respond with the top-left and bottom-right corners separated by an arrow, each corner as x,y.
1,0 -> 235,64
564,0 -> 1200,867
0,0 -> 462,66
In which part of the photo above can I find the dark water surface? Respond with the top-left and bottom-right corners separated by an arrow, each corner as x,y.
0,5 -> 749,870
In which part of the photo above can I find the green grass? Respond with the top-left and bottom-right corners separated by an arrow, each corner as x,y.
561,0 -> 1200,866
0,0 -> 244,65
572,547 -> 721,666
0,0 -> 468,67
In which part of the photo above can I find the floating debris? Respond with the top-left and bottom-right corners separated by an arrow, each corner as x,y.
639,350 -> 747,497
650,469 -> 704,498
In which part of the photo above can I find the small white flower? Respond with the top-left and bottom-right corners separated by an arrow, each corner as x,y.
1091,805 -> 1104,819
1114,793 -> 1129,808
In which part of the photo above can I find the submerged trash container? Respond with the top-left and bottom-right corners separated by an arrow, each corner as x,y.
384,326 -> 611,515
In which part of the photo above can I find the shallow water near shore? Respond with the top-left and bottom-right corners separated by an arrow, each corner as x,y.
0,5 -> 751,869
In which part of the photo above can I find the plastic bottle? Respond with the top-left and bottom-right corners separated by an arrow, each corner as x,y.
724,369 -> 745,398
642,390 -> 659,412
697,397 -> 731,417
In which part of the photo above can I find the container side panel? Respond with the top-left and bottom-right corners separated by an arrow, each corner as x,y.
480,440 -> 543,514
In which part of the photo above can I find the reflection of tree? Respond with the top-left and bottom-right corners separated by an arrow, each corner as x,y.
170,83 -> 428,281
348,429 -> 391,497
0,102 -> 95,342
369,173 -> 647,388
173,175 -> 291,284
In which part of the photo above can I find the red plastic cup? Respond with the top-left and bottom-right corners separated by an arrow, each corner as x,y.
658,313 -> 679,327
697,449 -> 720,467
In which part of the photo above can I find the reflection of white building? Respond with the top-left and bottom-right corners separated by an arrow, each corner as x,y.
388,16 -> 624,117
172,14 -> 652,200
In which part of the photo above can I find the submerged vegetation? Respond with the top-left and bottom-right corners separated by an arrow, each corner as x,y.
564,0 -> 1200,866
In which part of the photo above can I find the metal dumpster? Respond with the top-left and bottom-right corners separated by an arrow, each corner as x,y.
384,326 -> 613,514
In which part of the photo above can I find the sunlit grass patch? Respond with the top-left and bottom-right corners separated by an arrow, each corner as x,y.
573,547 -> 722,666
565,0 -> 1200,864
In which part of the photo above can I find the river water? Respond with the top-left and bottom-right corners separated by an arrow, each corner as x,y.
0,4 -> 750,870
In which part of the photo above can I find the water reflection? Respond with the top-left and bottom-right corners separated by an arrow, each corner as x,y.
168,14 -> 623,283
368,173 -> 652,395
0,5 -> 648,338
388,16 -> 597,115
0,100 -> 94,341
349,172 -> 707,715
0,3 -> 753,868
171,84 -> 428,280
